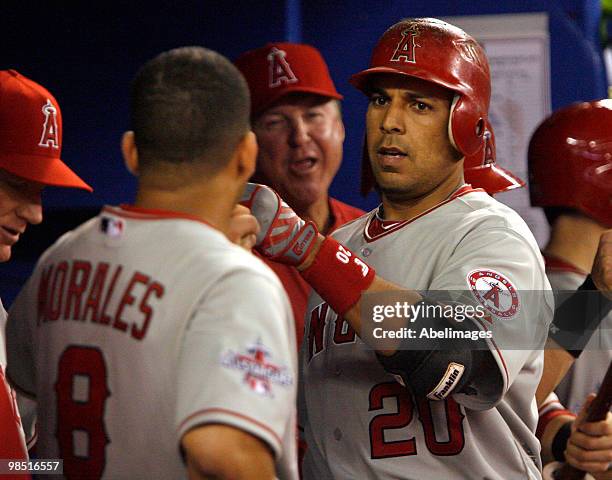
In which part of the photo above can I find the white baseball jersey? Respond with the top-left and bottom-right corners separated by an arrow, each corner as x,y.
301,187 -> 553,480
544,255 -> 612,413
7,205 -> 298,480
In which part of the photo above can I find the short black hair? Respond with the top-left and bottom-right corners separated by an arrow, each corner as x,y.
543,207 -> 584,226
131,46 -> 250,171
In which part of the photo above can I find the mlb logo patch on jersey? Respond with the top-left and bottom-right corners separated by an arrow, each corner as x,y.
467,269 -> 520,319
100,216 -> 124,238
221,339 -> 293,397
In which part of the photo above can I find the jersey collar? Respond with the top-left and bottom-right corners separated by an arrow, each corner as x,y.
543,253 -> 589,276
364,185 -> 482,242
103,204 -> 214,227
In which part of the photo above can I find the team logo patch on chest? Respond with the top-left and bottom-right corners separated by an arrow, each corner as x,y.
221,339 -> 293,397
467,269 -> 520,318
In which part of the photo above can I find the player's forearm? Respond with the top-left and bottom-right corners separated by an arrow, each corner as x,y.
243,183 -> 415,349
540,415 -> 575,464
186,456 -> 275,480
298,233 -> 420,352
591,229 -> 612,299
183,425 -> 276,480
536,342 -> 575,407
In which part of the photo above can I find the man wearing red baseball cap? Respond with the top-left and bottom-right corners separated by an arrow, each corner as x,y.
0,70 -> 91,469
235,43 -> 363,346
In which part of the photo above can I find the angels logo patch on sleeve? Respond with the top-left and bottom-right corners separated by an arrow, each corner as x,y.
221,339 -> 293,397
467,269 -> 520,319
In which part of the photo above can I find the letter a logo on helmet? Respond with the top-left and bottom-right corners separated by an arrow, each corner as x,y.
268,47 -> 298,88
391,26 -> 420,64
38,99 -> 59,149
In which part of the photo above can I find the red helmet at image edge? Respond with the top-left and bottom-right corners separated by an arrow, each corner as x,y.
529,100 -> 612,227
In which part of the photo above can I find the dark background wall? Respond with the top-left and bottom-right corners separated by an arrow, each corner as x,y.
1,0 -> 607,305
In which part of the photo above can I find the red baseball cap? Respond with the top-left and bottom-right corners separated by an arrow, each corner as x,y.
0,70 -> 92,191
235,42 -> 343,117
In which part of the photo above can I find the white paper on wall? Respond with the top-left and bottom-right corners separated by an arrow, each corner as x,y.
443,13 -> 551,246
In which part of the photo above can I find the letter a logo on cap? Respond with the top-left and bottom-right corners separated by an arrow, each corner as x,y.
391,27 -> 420,64
38,99 -> 59,149
268,47 -> 298,88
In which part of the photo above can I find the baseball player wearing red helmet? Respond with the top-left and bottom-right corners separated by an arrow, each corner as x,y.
529,101 -> 612,477
235,43 -> 364,348
242,18 -> 553,479
0,70 -> 91,475
6,50 -> 297,479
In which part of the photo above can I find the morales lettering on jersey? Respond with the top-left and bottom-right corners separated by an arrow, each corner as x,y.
221,339 -> 293,397
36,260 -> 165,341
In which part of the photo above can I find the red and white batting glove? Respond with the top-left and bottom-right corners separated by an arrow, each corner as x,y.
240,183 -> 318,267
241,183 -> 376,315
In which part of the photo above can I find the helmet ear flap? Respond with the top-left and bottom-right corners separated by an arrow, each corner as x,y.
360,138 -> 376,196
464,121 -> 525,195
463,121 -> 495,170
449,94 -> 486,157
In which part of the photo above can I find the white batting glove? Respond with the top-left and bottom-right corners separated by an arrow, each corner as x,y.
240,183 -> 318,266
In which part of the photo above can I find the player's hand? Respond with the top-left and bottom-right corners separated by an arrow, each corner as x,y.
592,230 -> 612,300
565,394 -> 612,474
227,204 -> 260,251
239,183 -> 318,266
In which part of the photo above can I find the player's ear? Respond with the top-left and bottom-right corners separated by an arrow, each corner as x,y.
121,131 -> 139,176
336,106 -> 346,144
232,130 -> 257,182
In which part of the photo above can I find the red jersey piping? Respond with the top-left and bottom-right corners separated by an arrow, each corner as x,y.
178,407 -> 281,447
543,253 -> 588,276
364,186 -> 485,242
103,204 -> 214,228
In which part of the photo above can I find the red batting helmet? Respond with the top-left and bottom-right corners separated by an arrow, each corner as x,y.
529,100 -> 612,227
464,121 -> 524,195
352,18 -> 517,195
351,18 -> 490,156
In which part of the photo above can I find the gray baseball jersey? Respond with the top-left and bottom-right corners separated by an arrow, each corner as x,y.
7,205 -> 298,479
300,187 -> 553,480
544,256 -> 612,413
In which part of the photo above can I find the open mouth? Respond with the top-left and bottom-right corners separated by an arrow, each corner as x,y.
289,157 -> 317,174
377,147 -> 407,170
378,147 -> 407,157
0,226 -> 21,244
